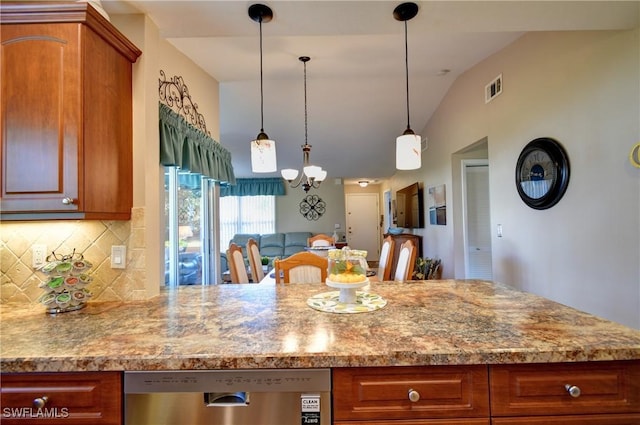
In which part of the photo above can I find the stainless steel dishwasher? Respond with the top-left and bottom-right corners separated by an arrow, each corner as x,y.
124,368 -> 331,425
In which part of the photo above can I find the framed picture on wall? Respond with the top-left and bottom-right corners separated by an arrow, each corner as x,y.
428,184 -> 446,225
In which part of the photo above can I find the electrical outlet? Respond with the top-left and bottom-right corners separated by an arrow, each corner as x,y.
32,244 -> 47,268
111,245 -> 127,269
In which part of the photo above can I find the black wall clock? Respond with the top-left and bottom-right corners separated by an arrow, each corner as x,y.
515,137 -> 570,210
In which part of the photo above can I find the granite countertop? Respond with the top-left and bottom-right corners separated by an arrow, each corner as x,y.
1,280 -> 639,372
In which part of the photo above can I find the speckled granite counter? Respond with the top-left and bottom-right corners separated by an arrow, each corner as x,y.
1,280 -> 639,372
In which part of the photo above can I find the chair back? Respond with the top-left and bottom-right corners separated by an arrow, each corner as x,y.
378,235 -> 395,281
394,239 -> 417,282
227,243 -> 249,283
246,238 -> 264,283
274,251 -> 328,284
307,234 -> 335,247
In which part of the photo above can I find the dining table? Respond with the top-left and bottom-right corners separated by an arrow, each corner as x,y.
259,269 -> 379,284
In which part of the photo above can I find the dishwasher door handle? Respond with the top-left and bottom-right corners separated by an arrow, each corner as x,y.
204,392 -> 250,407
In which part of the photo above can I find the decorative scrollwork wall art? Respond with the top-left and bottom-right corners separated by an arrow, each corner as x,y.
159,70 -> 211,136
300,195 -> 326,220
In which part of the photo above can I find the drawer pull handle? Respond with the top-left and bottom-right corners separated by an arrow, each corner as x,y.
62,197 -> 75,205
33,396 -> 49,409
408,389 -> 420,403
565,384 -> 581,398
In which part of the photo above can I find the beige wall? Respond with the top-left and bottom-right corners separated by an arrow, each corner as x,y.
413,29 -> 639,328
276,179 -> 346,237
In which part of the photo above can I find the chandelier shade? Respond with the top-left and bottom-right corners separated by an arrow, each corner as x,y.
280,56 -> 327,192
394,2 -> 421,171
249,4 -> 277,173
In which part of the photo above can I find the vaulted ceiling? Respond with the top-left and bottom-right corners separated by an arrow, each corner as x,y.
103,1 -> 639,183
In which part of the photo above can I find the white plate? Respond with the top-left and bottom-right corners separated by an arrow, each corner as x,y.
325,278 -> 369,289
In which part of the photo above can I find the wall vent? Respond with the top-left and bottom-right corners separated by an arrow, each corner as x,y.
485,74 -> 502,103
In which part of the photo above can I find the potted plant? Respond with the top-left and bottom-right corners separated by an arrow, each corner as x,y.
413,257 -> 441,280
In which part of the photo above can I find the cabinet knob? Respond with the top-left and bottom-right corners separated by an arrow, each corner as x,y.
564,384 -> 581,398
62,197 -> 75,205
32,396 -> 49,409
408,389 -> 420,403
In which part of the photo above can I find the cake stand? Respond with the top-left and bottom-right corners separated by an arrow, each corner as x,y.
325,278 -> 370,304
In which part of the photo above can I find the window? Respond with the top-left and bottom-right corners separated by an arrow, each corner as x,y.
219,196 -> 276,248
164,167 -> 215,286
165,169 -> 278,286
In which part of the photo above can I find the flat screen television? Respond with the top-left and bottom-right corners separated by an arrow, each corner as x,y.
396,182 -> 425,229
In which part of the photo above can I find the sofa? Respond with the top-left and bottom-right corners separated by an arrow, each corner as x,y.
220,232 -> 313,274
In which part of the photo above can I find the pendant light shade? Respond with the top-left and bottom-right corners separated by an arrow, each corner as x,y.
396,131 -> 421,170
394,2 -> 421,171
249,4 -> 277,173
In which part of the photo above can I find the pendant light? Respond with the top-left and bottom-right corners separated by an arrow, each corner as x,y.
281,56 -> 327,192
249,4 -> 277,173
394,2 -> 421,170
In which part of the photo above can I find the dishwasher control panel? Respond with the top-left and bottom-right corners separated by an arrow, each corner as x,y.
124,368 -> 331,393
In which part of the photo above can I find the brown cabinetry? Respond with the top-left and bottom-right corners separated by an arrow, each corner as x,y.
0,371 -> 122,424
490,360 -> 640,424
0,2 -> 141,220
333,365 -> 490,424
383,233 -> 422,279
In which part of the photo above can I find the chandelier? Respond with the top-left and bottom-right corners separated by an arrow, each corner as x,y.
249,3 -> 277,173
394,2 -> 421,170
281,56 -> 327,192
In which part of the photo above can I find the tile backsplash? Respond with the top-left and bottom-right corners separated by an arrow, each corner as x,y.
0,207 -> 147,304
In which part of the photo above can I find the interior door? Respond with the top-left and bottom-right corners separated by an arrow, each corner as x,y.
463,160 -> 493,280
345,193 -> 380,262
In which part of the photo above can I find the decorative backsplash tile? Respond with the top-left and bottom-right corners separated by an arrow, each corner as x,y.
0,207 -> 147,304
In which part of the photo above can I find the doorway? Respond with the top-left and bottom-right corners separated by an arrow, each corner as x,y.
345,193 -> 380,262
462,159 -> 493,279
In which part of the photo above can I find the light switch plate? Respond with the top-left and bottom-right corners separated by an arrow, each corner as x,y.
111,245 -> 126,269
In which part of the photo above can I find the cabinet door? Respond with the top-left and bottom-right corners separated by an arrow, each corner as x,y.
333,365 -> 489,422
1,23 -> 81,213
0,371 -> 122,424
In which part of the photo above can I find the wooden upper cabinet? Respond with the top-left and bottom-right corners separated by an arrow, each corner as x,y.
0,2 -> 141,220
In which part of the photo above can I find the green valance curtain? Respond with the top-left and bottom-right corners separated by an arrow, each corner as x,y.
220,178 -> 285,197
159,103 -> 236,184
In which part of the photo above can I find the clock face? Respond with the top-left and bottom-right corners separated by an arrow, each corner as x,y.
515,138 -> 570,209
518,149 -> 556,199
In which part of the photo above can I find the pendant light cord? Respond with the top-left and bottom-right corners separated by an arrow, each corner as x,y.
404,20 -> 411,131
259,18 -> 265,133
303,59 -> 308,145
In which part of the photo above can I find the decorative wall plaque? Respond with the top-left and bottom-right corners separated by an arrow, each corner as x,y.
300,195 -> 325,220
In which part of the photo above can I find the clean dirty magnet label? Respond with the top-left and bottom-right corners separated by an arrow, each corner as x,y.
301,393 -> 320,424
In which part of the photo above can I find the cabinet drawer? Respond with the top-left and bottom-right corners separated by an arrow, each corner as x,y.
336,419 -> 490,425
333,365 -> 489,421
490,360 -> 640,417
492,413 -> 640,424
0,371 -> 122,424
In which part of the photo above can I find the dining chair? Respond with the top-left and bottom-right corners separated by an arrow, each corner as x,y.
307,234 -> 335,247
246,238 -> 264,283
227,243 -> 249,283
274,251 -> 328,284
378,235 -> 395,281
394,239 -> 417,282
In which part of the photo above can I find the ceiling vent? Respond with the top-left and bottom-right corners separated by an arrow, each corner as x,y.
485,73 -> 502,103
